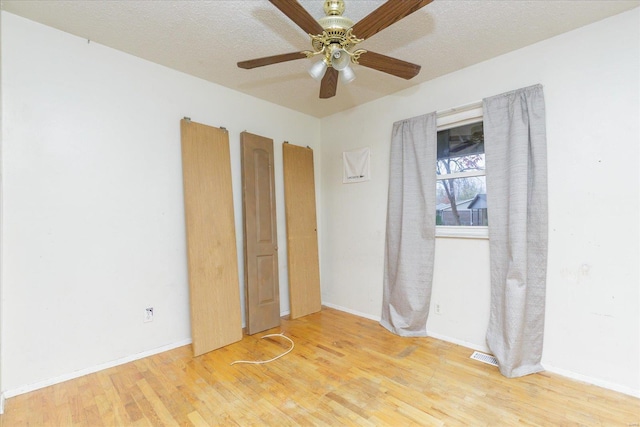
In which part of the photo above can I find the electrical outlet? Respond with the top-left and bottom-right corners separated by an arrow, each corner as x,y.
144,307 -> 154,323
435,303 -> 442,315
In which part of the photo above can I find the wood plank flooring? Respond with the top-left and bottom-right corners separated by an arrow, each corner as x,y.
1,308 -> 638,426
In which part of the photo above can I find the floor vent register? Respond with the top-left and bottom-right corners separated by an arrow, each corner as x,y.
470,351 -> 499,367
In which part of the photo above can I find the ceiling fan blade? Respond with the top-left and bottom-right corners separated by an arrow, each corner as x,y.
357,51 -> 421,80
351,0 -> 433,40
237,52 -> 306,69
269,0 -> 324,35
319,68 -> 338,99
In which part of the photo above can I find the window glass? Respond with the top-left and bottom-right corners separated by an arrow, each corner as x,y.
436,121 -> 487,227
436,176 -> 487,226
437,122 -> 485,175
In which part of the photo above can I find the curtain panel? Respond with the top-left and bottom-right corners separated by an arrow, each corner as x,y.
380,113 -> 437,337
484,84 -> 548,378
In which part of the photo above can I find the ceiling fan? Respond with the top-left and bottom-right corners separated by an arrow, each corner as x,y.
237,0 -> 433,99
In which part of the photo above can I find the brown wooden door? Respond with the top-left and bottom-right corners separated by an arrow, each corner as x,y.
282,143 -> 322,319
241,132 -> 280,334
180,119 -> 243,356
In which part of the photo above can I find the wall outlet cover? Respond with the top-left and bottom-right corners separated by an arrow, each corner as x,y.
144,307 -> 154,323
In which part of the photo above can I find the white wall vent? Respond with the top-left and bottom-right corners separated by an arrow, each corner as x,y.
470,351 -> 499,367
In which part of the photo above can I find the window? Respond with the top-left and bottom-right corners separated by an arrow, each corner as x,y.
435,104 -> 487,238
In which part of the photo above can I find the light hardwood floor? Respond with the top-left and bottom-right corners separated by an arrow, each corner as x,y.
1,308 -> 638,426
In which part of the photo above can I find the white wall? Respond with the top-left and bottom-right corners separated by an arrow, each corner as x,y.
0,12 -> 320,395
0,8 -> 4,414
320,9 -> 639,396
1,6 -> 638,401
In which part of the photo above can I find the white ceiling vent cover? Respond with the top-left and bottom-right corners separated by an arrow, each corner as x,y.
470,351 -> 499,367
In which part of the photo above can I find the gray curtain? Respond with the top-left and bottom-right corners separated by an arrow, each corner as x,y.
484,84 -> 548,377
381,113 -> 437,337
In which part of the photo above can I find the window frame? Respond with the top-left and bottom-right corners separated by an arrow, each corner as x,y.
435,102 -> 488,239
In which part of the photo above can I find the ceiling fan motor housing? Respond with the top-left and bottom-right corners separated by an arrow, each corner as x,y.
312,0 -> 363,65
319,0 -> 353,32
323,0 -> 345,16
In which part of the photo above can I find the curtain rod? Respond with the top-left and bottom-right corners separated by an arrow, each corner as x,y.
437,100 -> 482,118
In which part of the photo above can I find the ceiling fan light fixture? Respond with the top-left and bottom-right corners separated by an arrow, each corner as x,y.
330,46 -> 351,71
308,59 -> 328,81
237,0 -> 428,99
340,65 -> 356,84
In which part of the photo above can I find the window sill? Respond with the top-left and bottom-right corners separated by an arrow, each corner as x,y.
436,226 -> 488,239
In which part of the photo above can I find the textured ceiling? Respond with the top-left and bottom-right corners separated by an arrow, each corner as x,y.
2,0 -> 638,118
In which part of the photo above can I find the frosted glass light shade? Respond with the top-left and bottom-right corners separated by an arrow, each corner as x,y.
340,65 -> 356,84
308,60 -> 328,81
331,49 -> 351,71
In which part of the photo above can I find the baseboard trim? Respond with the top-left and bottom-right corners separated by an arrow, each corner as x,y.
322,304 -> 639,397
428,333 -> 640,397
5,307 -> 638,402
543,364 -> 640,398
3,338 -> 192,399
321,303 -> 491,353
426,331 -> 491,354
321,302 -> 381,322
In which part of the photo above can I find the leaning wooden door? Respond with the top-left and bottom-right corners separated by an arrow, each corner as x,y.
241,132 -> 281,335
282,143 -> 322,319
180,119 -> 243,356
